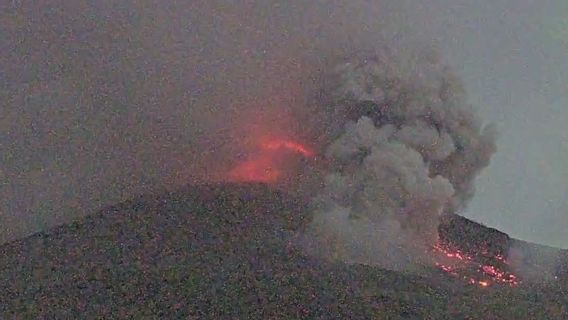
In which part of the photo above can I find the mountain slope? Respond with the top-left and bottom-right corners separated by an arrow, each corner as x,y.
1,183 -> 566,319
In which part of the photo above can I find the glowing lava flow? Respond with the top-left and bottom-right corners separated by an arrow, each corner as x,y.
228,137 -> 314,183
432,241 -> 520,288
261,140 -> 314,157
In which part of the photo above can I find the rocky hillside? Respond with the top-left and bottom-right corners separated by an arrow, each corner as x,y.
1,183 -> 566,319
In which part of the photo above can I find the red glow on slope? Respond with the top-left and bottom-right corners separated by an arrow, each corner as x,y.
229,155 -> 281,183
228,137 -> 314,183
432,241 -> 520,288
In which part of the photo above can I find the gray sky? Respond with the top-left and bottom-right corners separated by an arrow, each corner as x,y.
1,1 -> 567,248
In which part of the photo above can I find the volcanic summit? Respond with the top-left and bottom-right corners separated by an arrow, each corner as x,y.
0,183 -> 567,319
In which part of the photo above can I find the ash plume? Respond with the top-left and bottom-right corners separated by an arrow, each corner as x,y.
303,47 -> 497,269
0,0 -> 496,263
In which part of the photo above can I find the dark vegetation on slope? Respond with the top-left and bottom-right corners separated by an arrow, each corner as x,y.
1,183 -> 567,319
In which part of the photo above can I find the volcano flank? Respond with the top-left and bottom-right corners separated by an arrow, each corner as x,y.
1,183 -> 566,319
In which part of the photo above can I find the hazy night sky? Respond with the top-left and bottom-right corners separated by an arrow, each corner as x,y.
1,1 -> 566,248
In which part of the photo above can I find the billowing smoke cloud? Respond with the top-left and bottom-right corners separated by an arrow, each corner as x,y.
303,47 -> 497,269
0,0 -> 495,259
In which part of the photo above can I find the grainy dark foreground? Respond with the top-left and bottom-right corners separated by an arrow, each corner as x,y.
1,183 -> 566,319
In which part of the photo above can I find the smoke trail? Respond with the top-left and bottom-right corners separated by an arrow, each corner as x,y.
304,47 -> 497,269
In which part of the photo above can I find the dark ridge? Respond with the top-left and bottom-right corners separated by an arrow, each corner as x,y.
1,183 -> 567,319
438,213 -> 510,258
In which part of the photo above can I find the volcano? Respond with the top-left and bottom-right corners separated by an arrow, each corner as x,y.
0,183 -> 566,319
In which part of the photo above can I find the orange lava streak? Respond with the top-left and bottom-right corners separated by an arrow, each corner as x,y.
432,241 -> 520,287
228,137 -> 314,183
260,139 -> 314,157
